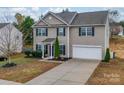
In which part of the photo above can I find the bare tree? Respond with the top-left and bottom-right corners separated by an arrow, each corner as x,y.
0,14 -> 22,63
109,10 -> 119,23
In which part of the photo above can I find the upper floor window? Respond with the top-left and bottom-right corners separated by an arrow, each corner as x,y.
79,27 -> 94,36
57,27 -> 65,36
36,28 -> 48,36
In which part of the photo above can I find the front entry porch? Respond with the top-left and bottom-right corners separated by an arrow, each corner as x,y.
42,38 -> 55,59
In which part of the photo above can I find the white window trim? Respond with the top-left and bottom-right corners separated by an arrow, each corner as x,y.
59,44 -> 65,55
58,27 -> 65,36
81,27 -> 93,36
37,28 -> 47,36
36,44 -> 42,51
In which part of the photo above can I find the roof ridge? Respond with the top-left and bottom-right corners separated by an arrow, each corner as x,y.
77,10 -> 108,14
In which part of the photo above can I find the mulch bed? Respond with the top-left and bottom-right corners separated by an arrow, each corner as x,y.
49,57 -> 70,61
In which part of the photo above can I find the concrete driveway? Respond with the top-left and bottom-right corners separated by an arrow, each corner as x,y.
26,59 -> 100,85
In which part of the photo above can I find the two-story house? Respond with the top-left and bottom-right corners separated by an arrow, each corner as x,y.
32,10 -> 109,60
0,23 -> 23,56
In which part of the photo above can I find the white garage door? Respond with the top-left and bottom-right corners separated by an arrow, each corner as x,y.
72,45 -> 102,60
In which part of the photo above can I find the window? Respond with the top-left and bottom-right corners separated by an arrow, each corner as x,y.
44,45 -> 48,54
79,27 -> 94,36
59,45 -> 65,55
36,44 -> 42,51
16,36 -> 19,40
87,27 -> 93,36
57,27 -> 65,36
36,28 -> 47,36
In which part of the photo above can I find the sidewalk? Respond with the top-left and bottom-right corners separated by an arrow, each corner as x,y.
0,79 -> 21,85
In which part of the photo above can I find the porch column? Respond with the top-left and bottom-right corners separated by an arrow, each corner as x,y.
50,43 -> 53,59
42,43 -> 44,58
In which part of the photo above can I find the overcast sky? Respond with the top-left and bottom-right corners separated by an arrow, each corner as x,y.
0,7 -> 124,22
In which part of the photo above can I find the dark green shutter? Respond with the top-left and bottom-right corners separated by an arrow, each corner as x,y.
63,45 -> 65,55
79,27 -> 81,36
46,28 -> 48,36
92,27 -> 95,36
63,27 -> 65,36
57,28 -> 59,36
36,28 -> 38,36
36,44 -> 38,51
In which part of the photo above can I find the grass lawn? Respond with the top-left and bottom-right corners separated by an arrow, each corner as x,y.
86,36 -> 124,85
0,54 -> 60,83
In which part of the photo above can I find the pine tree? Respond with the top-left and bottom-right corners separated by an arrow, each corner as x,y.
104,48 -> 110,62
54,37 -> 60,59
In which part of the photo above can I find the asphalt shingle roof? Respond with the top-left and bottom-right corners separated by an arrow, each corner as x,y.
55,11 -> 77,24
34,11 -> 108,27
71,11 -> 108,25
42,38 -> 55,43
0,23 -> 9,29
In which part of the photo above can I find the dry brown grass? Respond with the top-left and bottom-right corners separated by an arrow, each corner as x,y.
86,36 -> 124,85
110,36 -> 124,58
0,54 -> 60,83
86,58 -> 124,85
0,62 -> 59,83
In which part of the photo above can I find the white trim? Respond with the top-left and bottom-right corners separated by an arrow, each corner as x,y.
69,12 -> 77,24
33,24 -> 106,28
104,12 -> 109,53
50,12 -> 69,25
80,26 -> 93,36
50,43 -> 53,59
42,43 -> 44,58
32,19 -> 50,28
72,45 -> 102,48
59,43 -> 65,45
69,24 -> 105,27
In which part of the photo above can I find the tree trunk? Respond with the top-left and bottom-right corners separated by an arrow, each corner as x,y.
8,55 -> 11,63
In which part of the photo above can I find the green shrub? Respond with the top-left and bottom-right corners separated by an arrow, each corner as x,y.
24,50 -> 32,57
2,63 -> 17,68
32,51 -> 36,57
32,51 -> 42,58
104,48 -> 110,62
36,51 -> 42,57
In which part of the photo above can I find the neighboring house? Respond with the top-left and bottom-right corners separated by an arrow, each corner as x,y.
0,23 -> 23,56
110,23 -> 124,36
32,10 -> 110,60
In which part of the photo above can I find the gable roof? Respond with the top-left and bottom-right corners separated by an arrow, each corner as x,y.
33,19 -> 49,27
55,11 -> 77,24
0,23 -> 9,29
43,12 -> 68,25
71,11 -> 108,25
33,10 -> 108,27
